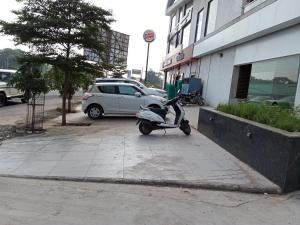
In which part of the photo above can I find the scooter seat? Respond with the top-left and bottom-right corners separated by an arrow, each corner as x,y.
149,108 -> 167,119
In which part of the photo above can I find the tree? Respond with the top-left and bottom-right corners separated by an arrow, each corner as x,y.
0,0 -> 114,125
9,63 -> 49,132
145,70 -> 164,89
111,59 -> 128,78
0,48 -> 25,70
46,66 -> 100,112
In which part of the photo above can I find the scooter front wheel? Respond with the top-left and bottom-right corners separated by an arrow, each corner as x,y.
139,121 -> 153,135
180,123 -> 191,135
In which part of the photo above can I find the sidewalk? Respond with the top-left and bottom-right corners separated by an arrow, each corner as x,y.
0,112 -> 280,194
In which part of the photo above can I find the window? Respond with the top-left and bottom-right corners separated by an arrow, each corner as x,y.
181,23 -> 191,48
0,72 -> 11,82
118,85 -> 139,96
168,34 -> 177,53
170,15 -> 176,32
184,1 -> 193,15
98,85 -> 117,94
195,9 -> 204,42
205,0 -> 218,36
178,7 -> 183,22
176,31 -> 182,47
248,55 -> 300,104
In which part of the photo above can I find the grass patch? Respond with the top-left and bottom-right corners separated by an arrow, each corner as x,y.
217,103 -> 300,132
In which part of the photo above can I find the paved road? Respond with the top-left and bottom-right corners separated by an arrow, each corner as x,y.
0,112 -> 280,193
0,95 -> 62,125
0,177 -> 299,225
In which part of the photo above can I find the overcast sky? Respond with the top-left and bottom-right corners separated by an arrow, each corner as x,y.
0,0 -> 169,72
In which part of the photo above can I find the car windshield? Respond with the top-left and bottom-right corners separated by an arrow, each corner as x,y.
0,72 -> 12,82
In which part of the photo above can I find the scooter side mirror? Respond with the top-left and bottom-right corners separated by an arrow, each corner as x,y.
134,92 -> 142,98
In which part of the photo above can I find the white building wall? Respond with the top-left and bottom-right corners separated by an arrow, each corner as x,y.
296,76 -> 300,107
193,0 -> 300,58
234,24 -> 300,65
215,0 -> 243,30
201,48 -> 237,107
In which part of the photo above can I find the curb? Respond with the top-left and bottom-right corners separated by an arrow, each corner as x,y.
0,174 -> 282,194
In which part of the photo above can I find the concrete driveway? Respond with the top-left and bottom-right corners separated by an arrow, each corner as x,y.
0,112 -> 280,193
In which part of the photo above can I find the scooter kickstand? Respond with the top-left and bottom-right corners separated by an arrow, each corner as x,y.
163,129 -> 166,135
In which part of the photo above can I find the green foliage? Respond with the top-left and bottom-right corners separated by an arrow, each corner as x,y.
0,48 -> 25,70
8,63 -> 49,97
145,70 -> 163,89
217,103 -> 300,132
46,66 -> 100,94
111,59 -> 127,78
0,0 -> 114,125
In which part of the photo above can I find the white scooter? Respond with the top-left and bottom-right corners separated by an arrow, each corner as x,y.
136,96 -> 191,135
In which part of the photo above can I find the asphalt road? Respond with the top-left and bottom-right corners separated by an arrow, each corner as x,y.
0,177 -> 299,225
0,95 -> 63,125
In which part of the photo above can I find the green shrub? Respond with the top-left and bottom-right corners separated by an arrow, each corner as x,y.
217,103 -> 300,132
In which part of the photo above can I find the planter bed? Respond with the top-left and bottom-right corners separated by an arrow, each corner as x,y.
198,107 -> 300,193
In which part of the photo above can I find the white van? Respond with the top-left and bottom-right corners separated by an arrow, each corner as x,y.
0,69 -> 26,107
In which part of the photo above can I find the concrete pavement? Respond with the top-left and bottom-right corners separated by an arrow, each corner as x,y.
0,113 -> 280,193
0,177 -> 299,225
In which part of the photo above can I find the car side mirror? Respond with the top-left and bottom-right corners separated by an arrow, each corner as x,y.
134,92 -> 142,97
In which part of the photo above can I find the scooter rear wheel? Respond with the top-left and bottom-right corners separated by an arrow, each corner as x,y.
139,121 -> 153,135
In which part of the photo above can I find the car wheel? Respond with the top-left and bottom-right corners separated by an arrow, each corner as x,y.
87,104 -> 103,120
139,121 -> 152,135
0,93 -> 7,107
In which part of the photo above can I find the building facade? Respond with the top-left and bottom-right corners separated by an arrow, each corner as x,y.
84,29 -> 129,66
161,0 -> 300,107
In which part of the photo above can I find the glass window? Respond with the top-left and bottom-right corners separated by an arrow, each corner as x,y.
195,9 -> 204,42
168,34 -> 177,53
184,1 -> 193,15
98,85 -> 117,94
118,85 -> 138,96
170,15 -> 176,32
181,23 -> 191,48
205,0 -> 218,36
178,7 -> 183,22
0,72 -> 11,82
248,55 -> 300,104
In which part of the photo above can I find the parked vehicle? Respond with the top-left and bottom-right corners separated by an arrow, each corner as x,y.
0,69 -> 26,107
179,77 -> 204,106
265,96 -> 295,108
178,91 -> 205,106
95,78 -> 168,99
136,96 -> 191,136
82,83 -> 168,119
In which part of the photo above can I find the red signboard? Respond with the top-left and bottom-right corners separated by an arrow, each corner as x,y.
143,30 -> 156,43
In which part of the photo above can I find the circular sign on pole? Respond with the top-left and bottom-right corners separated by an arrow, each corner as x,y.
143,30 -> 156,43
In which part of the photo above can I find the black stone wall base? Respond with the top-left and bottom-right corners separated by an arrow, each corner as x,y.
198,108 -> 300,193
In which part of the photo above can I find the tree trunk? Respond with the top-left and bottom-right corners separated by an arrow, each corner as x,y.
31,95 -> 36,132
62,72 -> 69,126
68,92 -> 72,113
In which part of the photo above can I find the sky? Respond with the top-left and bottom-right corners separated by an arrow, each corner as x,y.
0,0 -> 170,72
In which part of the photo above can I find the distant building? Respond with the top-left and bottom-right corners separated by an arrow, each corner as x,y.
84,29 -> 130,66
161,0 -> 300,107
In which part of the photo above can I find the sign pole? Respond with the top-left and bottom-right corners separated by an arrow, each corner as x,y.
145,43 -> 150,83
143,29 -> 156,83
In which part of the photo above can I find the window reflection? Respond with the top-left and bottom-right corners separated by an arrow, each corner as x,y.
248,55 -> 300,106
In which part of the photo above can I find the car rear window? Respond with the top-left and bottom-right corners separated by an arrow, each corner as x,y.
98,85 -> 117,94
